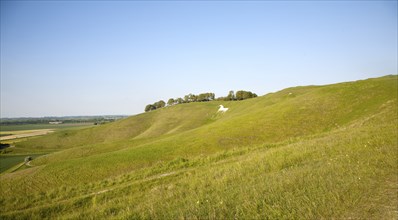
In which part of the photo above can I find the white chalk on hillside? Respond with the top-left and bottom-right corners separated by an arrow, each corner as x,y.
218,105 -> 229,113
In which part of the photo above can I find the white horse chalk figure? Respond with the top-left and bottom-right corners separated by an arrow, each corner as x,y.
218,105 -> 229,113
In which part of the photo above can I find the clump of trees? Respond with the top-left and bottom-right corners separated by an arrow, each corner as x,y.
217,90 -> 257,101
144,90 -> 257,112
145,100 -> 166,112
235,90 -> 257,100
145,92 -> 215,112
182,92 -> 216,103
167,92 -> 216,105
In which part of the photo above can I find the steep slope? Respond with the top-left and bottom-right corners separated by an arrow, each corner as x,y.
15,102 -> 217,152
16,75 -> 397,153
0,75 -> 396,219
18,75 -> 396,164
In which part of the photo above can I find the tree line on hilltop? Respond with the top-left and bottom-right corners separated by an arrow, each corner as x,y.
145,90 -> 257,112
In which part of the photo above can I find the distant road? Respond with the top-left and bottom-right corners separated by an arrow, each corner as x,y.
0,129 -> 54,141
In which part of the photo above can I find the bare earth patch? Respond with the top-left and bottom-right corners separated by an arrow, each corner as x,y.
0,129 -> 54,141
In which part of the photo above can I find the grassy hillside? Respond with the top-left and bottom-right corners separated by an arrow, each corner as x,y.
0,75 -> 396,219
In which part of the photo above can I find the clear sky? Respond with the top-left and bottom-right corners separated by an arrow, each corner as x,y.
1,1 -> 397,118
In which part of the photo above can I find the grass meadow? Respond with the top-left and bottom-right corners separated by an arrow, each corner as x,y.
0,75 -> 396,219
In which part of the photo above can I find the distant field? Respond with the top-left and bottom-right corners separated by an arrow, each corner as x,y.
0,123 -> 95,154
0,154 -> 43,173
0,129 -> 54,141
0,123 -> 94,132
0,133 -> 12,137
0,124 -> 95,172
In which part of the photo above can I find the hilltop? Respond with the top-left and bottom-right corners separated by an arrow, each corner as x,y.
0,75 -> 397,219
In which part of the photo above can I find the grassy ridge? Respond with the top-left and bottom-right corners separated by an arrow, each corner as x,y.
12,102 -> 217,153
0,75 -> 396,219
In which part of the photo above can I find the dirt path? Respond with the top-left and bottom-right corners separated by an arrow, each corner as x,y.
1,170 -> 181,216
25,161 -> 33,167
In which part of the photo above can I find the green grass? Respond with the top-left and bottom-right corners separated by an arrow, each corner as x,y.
0,155 -> 27,173
0,154 -> 44,173
0,75 -> 396,219
0,123 -> 95,155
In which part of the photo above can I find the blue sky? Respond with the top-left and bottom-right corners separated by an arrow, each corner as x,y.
1,1 -> 397,117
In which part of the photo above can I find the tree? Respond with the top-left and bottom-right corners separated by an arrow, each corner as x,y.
210,93 -> 215,100
235,90 -> 257,100
225,90 -> 235,101
154,100 -> 166,109
189,94 -> 197,102
235,90 -> 244,100
176,97 -> 184,104
145,104 -> 156,112
184,95 -> 190,103
167,98 -> 175,106
197,93 -> 207,102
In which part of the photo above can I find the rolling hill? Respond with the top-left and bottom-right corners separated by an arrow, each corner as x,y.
0,75 -> 397,219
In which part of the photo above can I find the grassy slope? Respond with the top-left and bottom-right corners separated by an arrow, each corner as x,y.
0,75 -> 396,219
